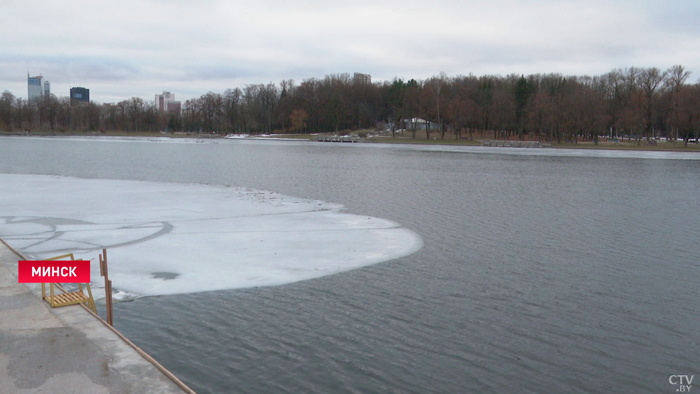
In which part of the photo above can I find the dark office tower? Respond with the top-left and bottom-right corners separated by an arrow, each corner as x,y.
70,87 -> 90,106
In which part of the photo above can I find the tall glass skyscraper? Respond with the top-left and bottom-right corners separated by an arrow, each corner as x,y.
28,74 -> 43,101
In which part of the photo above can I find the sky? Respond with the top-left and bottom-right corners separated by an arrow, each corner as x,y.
2,0 -> 699,103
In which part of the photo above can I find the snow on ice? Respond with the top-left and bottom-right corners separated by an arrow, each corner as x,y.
0,174 -> 422,297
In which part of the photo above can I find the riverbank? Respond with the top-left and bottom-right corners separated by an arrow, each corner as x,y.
277,131 -> 700,151
2,129 -> 699,152
0,239 -> 195,394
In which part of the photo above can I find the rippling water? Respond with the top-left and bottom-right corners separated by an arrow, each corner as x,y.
1,136 -> 699,393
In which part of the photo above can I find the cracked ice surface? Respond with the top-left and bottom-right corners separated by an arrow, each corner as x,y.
0,174 -> 423,297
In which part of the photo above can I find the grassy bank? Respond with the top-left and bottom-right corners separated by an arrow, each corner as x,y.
3,129 -> 699,152
271,130 -> 700,151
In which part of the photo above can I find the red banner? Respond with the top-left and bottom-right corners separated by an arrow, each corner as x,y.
18,260 -> 91,283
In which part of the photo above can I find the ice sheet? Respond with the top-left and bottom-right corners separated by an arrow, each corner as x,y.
374,143 -> 700,160
0,174 -> 422,297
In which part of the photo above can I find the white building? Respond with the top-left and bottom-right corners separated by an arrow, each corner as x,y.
155,91 -> 181,115
403,118 -> 441,130
353,72 -> 371,85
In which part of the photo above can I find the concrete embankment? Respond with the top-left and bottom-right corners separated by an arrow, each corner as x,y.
0,239 -> 195,394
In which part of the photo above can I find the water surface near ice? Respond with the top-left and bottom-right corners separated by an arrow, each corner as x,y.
0,174 -> 423,297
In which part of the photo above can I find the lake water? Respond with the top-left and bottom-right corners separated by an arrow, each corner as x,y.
1,136 -> 699,393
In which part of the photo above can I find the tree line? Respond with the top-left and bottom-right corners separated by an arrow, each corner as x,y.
2,65 -> 699,144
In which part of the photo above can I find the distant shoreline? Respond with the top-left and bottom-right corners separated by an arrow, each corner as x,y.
2,130 -> 699,152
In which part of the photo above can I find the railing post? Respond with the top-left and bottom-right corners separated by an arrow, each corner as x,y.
100,249 -> 114,326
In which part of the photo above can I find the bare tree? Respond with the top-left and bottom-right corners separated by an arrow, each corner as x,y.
224,88 -> 242,133
0,91 -> 15,130
637,67 -> 667,140
289,109 -> 308,132
665,65 -> 692,140
428,72 -> 448,138
677,84 -> 700,146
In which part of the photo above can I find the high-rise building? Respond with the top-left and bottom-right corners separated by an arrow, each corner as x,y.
166,101 -> 181,115
28,74 -> 44,101
70,87 -> 90,106
43,80 -> 50,96
353,72 -> 371,85
155,91 -> 181,115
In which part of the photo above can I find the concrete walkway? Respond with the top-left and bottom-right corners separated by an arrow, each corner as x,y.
0,240 -> 193,394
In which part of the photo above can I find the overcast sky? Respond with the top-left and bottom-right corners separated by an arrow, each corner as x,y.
2,0 -> 699,103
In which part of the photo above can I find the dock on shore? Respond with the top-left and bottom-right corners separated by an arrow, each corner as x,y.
483,140 -> 552,148
0,239 -> 195,394
314,136 -> 363,143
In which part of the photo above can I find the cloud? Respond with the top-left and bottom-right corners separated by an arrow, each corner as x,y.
1,0 -> 699,102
